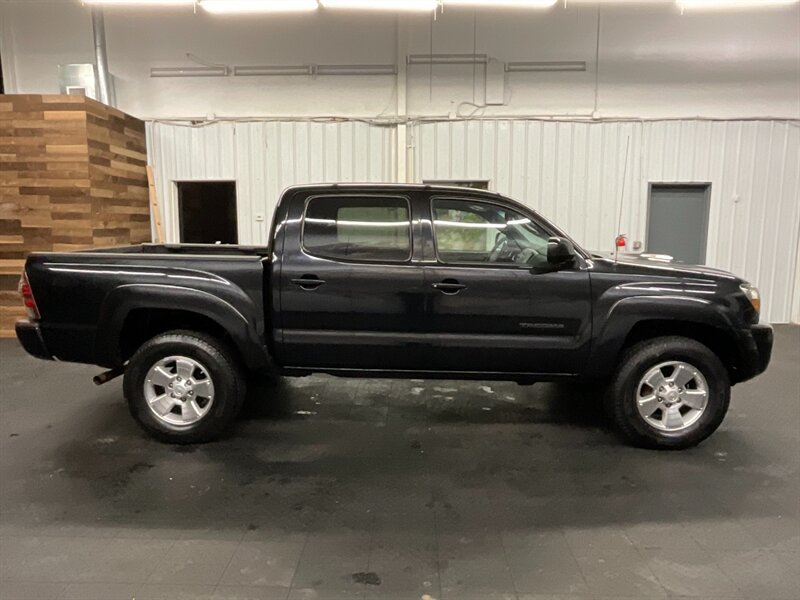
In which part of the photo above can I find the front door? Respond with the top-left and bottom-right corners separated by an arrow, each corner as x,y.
423,196 -> 592,375
278,192 -> 429,370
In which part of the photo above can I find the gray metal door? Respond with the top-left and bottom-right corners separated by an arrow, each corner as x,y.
647,184 -> 710,265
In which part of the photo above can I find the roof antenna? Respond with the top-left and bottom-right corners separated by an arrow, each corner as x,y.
614,134 -> 631,264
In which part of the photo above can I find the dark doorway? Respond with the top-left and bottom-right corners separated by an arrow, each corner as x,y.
177,181 -> 238,244
647,183 -> 711,265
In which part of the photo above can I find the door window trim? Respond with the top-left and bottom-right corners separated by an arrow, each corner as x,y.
429,195 -> 556,270
301,193 -> 414,265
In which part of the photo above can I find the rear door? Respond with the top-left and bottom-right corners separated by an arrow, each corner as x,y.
422,195 -> 592,375
277,190 -> 429,370
647,184 -> 711,264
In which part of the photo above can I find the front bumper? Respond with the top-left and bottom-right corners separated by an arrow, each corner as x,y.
15,320 -> 53,361
750,323 -> 773,376
735,323 -> 773,383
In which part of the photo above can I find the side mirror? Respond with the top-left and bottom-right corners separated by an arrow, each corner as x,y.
547,236 -> 576,267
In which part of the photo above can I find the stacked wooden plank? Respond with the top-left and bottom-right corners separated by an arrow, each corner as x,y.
0,94 -> 150,337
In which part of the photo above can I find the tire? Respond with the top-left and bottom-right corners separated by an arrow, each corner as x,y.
123,330 -> 246,444
606,336 -> 730,450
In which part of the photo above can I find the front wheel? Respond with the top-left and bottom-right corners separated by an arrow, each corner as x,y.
606,336 -> 730,450
123,330 -> 245,444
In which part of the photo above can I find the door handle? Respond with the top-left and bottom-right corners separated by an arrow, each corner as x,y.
291,275 -> 326,290
432,279 -> 467,294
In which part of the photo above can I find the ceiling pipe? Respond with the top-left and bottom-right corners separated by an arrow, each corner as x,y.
91,7 -> 114,106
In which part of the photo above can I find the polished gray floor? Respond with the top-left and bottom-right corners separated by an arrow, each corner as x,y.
0,327 -> 798,600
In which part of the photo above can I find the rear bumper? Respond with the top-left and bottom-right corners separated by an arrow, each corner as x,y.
735,323 -> 773,383
15,320 -> 53,361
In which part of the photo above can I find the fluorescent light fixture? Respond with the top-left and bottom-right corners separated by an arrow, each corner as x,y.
83,0 -> 195,4
677,0 -> 797,8
408,53 -> 488,65
506,60 -> 586,72
151,66 -> 229,77
321,0 -> 438,11
316,64 -> 398,75
234,65 -> 312,75
200,0 -> 318,13
444,0 -> 556,7
567,0 -> 670,3
233,63 -> 397,76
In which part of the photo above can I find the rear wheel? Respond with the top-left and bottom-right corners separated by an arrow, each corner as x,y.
606,336 -> 730,449
124,330 -> 245,444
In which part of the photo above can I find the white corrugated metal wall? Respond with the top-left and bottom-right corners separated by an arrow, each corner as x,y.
146,121 -> 396,245
146,119 -> 800,323
414,120 -> 800,324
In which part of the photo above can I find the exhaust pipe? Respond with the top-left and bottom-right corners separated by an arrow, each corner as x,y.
93,366 -> 124,386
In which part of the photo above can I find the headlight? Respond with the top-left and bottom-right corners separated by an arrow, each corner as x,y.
740,282 -> 761,315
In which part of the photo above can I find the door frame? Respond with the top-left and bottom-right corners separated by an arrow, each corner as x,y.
646,182 -> 712,264
420,192 -> 592,376
276,188 -> 430,370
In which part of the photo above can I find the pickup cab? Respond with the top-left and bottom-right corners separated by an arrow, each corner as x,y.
15,184 -> 773,448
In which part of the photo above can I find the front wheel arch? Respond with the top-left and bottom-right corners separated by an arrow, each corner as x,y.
588,314 -> 741,384
619,319 -> 740,381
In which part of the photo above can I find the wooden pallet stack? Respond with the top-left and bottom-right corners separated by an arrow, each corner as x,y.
0,94 -> 150,337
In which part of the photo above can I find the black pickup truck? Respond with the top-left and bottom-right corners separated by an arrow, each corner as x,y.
15,184 -> 772,449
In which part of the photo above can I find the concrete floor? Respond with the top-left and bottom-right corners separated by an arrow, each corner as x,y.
0,327 -> 798,600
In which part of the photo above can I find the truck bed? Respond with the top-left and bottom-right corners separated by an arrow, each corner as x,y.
73,243 -> 271,257
21,244 -> 271,370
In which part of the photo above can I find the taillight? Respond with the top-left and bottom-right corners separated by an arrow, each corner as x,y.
18,271 -> 40,320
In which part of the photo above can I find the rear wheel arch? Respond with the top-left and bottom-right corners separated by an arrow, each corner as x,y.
95,285 -> 270,372
118,308 -> 242,366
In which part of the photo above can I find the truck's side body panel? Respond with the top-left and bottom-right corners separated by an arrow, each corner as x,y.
24,248 -> 270,370
274,188 -> 432,370
273,186 -> 595,377
415,193 -> 593,375
586,257 -> 766,382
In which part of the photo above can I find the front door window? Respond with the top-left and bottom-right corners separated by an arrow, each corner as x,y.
432,198 -> 550,269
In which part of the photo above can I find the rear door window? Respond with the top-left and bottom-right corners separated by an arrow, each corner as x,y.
302,195 -> 411,262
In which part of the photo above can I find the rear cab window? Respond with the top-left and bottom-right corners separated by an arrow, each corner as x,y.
302,195 -> 412,263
